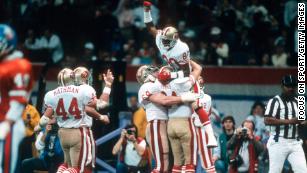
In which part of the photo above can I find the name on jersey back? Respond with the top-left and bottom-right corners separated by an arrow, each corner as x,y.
53,86 -> 79,96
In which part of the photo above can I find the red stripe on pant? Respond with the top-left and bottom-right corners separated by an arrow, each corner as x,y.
188,118 -> 195,165
156,121 -> 164,171
149,122 -> 157,167
4,131 -> 12,173
198,128 -> 208,168
78,128 -> 85,171
205,132 -> 213,165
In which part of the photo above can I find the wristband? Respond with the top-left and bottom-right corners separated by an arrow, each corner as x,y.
103,87 -> 111,95
144,11 -> 153,23
177,71 -> 184,78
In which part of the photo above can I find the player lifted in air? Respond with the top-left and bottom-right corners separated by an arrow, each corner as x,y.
0,24 -> 34,173
143,1 -> 217,147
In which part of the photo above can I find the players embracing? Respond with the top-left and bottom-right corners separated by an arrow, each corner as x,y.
140,1 -> 217,172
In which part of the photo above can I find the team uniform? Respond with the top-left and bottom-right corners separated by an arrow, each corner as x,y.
265,95 -> 307,173
156,30 -> 190,72
79,84 -> 98,171
44,84 -> 95,173
192,92 -> 216,173
163,77 -> 197,172
0,51 -> 33,173
138,81 -> 169,173
155,29 -> 216,144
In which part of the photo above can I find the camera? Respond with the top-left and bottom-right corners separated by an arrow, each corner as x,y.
241,127 -> 248,139
229,155 -> 243,167
127,129 -> 135,135
49,123 -> 59,134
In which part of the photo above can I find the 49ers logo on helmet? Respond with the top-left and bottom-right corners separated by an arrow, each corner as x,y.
81,71 -> 89,79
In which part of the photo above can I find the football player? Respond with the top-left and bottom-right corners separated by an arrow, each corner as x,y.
157,60 -> 202,173
73,66 -> 114,172
0,24 -> 34,173
192,76 -> 216,173
137,65 -> 199,173
143,1 -> 217,147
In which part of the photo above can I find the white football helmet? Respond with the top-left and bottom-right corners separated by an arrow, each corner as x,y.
161,26 -> 179,49
74,66 -> 91,85
57,68 -> 74,86
136,65 -> 159,84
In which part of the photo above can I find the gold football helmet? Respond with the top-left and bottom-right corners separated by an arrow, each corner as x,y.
57,68 -> 74,86
74,66 -> 91,85
136,65 -> 159,84
161,26 -> 179,49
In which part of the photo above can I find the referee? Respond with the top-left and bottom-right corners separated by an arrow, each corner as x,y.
264,75 -> 307,173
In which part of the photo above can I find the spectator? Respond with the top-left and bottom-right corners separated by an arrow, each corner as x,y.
247,101 -> 269,142
208,26 -> 230,66
213,115 -> 236,173
21,118 -> 63,173
261,53 -> 271,66
113,0 -> 135,28
284,0 -> 298,27
227,120 -> 264,173
40,28 -> 64,64
112,124 -> 149,173
271,42 -> 288,67
24,29 -> 50,62
83,42 -> 97,62
128,96 -> 139,114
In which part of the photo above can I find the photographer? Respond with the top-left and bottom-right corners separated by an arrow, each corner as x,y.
227,120 -> 264,173
112,124 -> 149,173
21,118 -> 63,173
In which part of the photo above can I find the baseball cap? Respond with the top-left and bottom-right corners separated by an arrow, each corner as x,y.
281,75 -> 298,87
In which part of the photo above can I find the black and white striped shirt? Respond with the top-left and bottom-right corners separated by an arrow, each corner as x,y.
264,95 -> 299,139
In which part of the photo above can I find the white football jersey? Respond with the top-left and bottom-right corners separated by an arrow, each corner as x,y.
156,30 -> 190,71
79,84 -> 97,127
44,85 -> 92,128
163,77 -> 193,118
138,81 -> 168,122
192,91 -> 212,127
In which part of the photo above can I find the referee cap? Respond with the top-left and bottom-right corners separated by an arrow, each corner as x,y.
281,75 -> 298,87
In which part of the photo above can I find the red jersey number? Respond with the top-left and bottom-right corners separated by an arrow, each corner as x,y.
56,97 -> 81,120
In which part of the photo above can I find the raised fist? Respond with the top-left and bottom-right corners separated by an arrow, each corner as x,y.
143,1 -> 152,11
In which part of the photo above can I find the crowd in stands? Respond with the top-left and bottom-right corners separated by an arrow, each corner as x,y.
1,0 -> 299,67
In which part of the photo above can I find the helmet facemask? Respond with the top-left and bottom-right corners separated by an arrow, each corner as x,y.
161,26 -> 178,50
136,65 -> 159,84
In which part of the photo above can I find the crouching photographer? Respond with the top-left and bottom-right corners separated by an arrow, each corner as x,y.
227,120 -> 264,173
22,118 -> 63,173
112,124 -> 149,173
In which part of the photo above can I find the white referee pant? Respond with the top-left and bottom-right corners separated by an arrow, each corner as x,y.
267,136 -> 307,173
